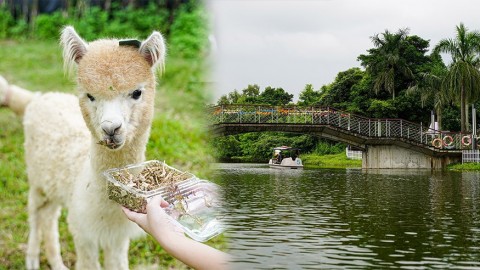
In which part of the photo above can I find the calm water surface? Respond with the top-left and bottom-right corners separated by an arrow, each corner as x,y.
212,164 -> 480,269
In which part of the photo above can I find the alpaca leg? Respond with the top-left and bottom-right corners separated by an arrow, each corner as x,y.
26,189 -> 44,270
103,238 -> 130,270
73,235 -> 101,270
38,204 -> 68,270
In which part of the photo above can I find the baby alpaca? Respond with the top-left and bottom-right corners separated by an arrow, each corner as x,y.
1,26 -> 165,269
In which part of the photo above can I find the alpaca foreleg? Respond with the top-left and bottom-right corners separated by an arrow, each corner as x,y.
103,237 -> 130,270
39,204 -> 68,270
73,236 -> 101,270
26,189 -> 44,270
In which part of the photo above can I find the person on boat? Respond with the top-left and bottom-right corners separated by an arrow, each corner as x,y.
292,149 -> 299,161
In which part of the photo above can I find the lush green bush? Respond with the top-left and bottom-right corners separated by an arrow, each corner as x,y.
302,152 -> 362,168
211,132 -> 345,163
448,162 -> 480,171
8,20 -> 29,39
0,1 -> 206,46
100,3 -> 169,39
72,6 -> 109,41
169,5 -> 209,59
0,6 -> 14,38
35,12 -> 69,40
313,141 -> 345,155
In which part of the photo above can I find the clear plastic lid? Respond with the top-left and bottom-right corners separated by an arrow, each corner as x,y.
162,179 -> 225,242
103,160 -> 225,242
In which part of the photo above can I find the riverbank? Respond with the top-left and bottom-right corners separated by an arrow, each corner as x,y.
220,152 -> 362,169
303,154 -> 480,171
222,153 -> 480,170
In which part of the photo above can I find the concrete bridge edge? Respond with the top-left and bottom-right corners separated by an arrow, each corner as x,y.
362,145 -> 462,169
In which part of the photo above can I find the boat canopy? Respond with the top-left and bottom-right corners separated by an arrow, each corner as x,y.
272,146 -> 301,151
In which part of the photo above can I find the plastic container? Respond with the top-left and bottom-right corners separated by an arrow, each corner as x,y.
103,160 -> 225,242
162,179 -> 225,242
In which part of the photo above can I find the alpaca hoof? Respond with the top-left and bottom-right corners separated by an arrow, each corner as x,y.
51,264 -> 69,270
25,256 -> 39,270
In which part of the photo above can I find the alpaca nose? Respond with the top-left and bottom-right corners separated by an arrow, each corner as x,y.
101,120 -> 122,136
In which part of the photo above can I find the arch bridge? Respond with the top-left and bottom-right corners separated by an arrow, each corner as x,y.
207,105 -> 473,169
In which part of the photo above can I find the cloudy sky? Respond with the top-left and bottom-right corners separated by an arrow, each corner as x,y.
207,0 -> 480,102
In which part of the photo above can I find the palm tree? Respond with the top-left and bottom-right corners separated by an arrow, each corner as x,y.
406,63 -> 449,130
434,23 -> 480,132
362,28 -> 414,99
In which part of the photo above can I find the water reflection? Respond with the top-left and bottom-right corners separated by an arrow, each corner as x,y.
213,164 -> 480,269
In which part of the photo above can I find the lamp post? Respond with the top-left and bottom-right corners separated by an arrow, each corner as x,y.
473,104 -> 477,150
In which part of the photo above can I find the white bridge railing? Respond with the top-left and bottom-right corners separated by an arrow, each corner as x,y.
208,105 -> 475,151
346,148 -> 362,160
462,150 -> 480,163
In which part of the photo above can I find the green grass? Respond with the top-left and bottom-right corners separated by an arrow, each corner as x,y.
0,40 -> 222,269
447,162 -> 480,171
302,152 -> 362,168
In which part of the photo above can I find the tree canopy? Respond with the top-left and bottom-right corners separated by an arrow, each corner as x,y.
217,85 -> 293,106
433,23 -> 480,132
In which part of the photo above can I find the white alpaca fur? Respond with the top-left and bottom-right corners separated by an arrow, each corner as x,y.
1,26 -> 165,270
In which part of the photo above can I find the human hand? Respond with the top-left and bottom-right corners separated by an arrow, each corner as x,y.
122,195 -> 182,241
123,196 -> 229,270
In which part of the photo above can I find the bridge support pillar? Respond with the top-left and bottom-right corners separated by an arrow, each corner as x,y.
362,145 -> 461,169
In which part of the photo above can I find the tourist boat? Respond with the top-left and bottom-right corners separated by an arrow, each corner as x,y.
268,146 -> 303,169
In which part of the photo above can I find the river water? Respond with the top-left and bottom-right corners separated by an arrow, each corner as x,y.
212,163 -> 480,269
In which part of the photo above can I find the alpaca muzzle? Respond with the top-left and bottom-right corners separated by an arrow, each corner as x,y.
99,120 -> 124,149
101,120 -> 122,137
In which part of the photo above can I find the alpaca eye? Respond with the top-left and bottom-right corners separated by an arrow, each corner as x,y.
131,89 -> 142,100
86,93 -> 95,102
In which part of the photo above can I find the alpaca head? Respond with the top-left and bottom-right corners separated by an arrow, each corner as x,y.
60,26 -> 165,150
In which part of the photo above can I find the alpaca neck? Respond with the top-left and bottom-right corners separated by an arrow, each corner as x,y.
90,131 -> 150,175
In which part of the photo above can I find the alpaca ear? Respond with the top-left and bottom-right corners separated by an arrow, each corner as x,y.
139,31 -> 166,73
60,26 -> 88,75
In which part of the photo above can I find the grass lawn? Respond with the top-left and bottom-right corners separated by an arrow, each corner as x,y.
447,162 -> 480,171
302,152 -> 362,168
0,39 -> 225,269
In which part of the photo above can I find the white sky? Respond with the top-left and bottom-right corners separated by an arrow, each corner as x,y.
208,0 -> 480,102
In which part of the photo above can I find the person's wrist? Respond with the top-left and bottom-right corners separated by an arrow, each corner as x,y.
154,228 -> 183,247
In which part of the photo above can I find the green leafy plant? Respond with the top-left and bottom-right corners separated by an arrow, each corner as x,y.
169,5 -> 209,59
0,5 -> 14,39
35,12 -> 69,40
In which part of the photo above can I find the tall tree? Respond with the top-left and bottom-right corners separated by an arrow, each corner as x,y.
258,86 -> 293,106
217,95 -> 230,105
318,68 -> 365,110
434,23 -> 480,132
358,28 -> 415,99
241,84 -> 260,103
406,58 -> 449,130
298,84 -> 321,106
226,90 -> 242,104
